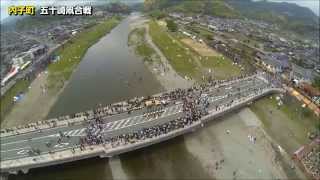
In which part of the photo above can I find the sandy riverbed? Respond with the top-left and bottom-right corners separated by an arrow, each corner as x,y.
1,72 -> 64,128
108,108 -> 306,180
184,108 -> 289,179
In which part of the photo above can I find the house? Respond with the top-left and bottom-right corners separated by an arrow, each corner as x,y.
12,51 -> 33,67
94,11 -> 104,17
208,24 -> 217,31
169,13 -> 184,19
291,63 -> 319,83
28,45 -> 46,57
256,52 -> 289,73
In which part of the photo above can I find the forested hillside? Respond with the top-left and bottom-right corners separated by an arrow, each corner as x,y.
144,0 -> 319,38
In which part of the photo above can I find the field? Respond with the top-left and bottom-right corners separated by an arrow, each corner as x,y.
47,17 -> 121,89
148,20 -> 242,81
179,39 -> 242,80
200,56 -> 242,80
181,38 -> 219,57
149,20 -> 198,79
250,94 -> 319,154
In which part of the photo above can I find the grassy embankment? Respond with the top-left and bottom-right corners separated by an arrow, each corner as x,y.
148,20 -> 241,81
250,94 -> 319,154
0,17 -> 121,120
199,55 -> 241,80
149,20 -> 199,79
128,28 -> 159,63
47,16 -> 121,90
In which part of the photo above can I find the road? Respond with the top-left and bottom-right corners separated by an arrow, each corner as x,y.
0,76 -> 269,162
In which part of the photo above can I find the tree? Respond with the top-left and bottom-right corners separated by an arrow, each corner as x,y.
144,0 -> 160,11
205,34 -> 213,40
149,10 -> 166,19
166,19 -> 178,32
312,76 -> 320,90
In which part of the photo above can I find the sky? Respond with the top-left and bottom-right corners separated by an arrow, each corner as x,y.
269,0 -> 319,16
1,0 -> 319,21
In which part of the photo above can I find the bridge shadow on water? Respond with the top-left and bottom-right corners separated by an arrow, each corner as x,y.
119,136 -> 212,180
8,157 -> 113,180
8,135 -> 213,180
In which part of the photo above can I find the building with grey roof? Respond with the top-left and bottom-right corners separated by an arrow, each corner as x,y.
255,52 -> 290,73
291,63 -> 319,83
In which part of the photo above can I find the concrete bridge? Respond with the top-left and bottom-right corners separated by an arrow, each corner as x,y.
0,74 -> 284,175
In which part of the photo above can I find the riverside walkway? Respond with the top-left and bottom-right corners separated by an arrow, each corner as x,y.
0,73 -> 284,175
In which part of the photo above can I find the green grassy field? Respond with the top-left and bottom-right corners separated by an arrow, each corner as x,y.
128,28 -> 158,62
149,20 -> 242,81
149,20 -> 198,79
128,28 -> 144,46
136,43 -> 156,62
0,79 -> 31,118
47,17 -> 121,89
200,56 -> 242,80
250,94 -> 319,153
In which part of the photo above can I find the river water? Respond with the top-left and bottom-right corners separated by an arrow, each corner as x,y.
46,13 -> 163,118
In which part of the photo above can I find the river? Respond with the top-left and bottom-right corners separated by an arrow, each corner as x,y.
46,13 -> 163,118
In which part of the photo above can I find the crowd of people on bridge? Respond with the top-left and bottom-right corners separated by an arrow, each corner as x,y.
3,73 -> 275,150
79,89 -> 208,147
76,72 -> 276,149
1,71 -> 281,136
81,118 -> 104,146
1,72 -> 282,164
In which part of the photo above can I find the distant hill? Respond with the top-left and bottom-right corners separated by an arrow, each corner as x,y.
144,0 -> 319,39
144,0 -> 238,18
106,2 -> 131,14
227,0 -> 319,37
1,16 -> 24,32
1,2 -> 131,32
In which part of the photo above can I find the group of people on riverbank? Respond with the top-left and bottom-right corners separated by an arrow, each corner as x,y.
301,145 -> 320,179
